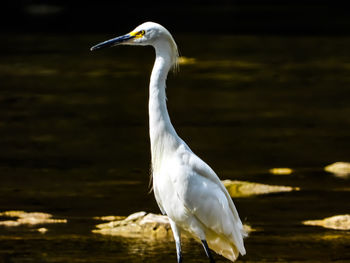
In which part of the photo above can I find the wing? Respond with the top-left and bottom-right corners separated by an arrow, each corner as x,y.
189,153 -> 245,232
169,150 -> 246,255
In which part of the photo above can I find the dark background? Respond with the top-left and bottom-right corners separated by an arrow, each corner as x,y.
1,2 -> 350,263
1,0 -> 349,35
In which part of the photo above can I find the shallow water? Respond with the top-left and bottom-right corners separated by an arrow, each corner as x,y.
0,34 -> 350,262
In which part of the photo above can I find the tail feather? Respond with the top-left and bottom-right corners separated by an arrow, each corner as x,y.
207,232 -> 239,262
205,226 -> 246,262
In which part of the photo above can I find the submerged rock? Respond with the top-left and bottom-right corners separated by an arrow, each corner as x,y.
325,162 -> 350,178
36,227 -> 48,234
93,211 -> 253,239
93,215 -> 126,221
303,215 -> 350,230
0,210 -> 67,227
222,180 -> 299,197
269,168 -> 293,175
178,56 -> 196,65
93,212 -> 172,239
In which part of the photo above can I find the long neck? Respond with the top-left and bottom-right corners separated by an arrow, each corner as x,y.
149,41 -> 180,170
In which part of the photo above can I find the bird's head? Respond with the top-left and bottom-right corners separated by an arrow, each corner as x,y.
90,22 -> 179,69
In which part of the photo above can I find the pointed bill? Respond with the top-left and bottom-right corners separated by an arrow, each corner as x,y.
90,34 -> 135,51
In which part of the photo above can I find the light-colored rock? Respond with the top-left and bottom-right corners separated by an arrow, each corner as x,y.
93,212 -> 253,239
222,180 -> 299,197
0,210 -> 67,226
124,211 -> 147,222
93,215 -> 126,221
178,56 -> 196,65
303,215 -> 350,230
0,220 -> 21,227
0,210 -> 27,217
269,168 -> 293,175
325,162 -> 350,178
93,212 -> 172,239
37,227 -> 48,234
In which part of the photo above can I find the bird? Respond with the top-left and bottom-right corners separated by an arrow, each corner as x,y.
90,22 -> 247,263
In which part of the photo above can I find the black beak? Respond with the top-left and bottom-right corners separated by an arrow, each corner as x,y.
90,34 -> 135,51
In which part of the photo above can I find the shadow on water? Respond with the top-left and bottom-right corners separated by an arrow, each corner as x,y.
0,34 -> 350,262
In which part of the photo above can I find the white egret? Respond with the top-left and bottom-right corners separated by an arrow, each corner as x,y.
91,22 -> 247,262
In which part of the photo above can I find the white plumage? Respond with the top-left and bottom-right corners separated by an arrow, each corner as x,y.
91,22 -> 246,262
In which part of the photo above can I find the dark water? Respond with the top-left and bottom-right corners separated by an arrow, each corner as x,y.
0,34 -> 350,262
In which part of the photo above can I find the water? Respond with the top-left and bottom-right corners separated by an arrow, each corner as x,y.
0,34 -> 350,262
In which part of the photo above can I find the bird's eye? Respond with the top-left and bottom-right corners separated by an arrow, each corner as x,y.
130,30 -> 146,39
135,30 -> 145,37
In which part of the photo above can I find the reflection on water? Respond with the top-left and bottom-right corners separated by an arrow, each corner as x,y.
0,34 -> 350,262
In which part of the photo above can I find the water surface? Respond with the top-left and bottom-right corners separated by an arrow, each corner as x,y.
0,34 -> 350,262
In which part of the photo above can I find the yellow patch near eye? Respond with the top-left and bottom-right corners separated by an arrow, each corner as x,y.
130,30 -> 145,39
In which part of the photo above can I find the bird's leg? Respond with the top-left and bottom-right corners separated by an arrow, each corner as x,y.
169,218 -> 183,263
201,240 -> 215,263
175,239 -> 183,263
